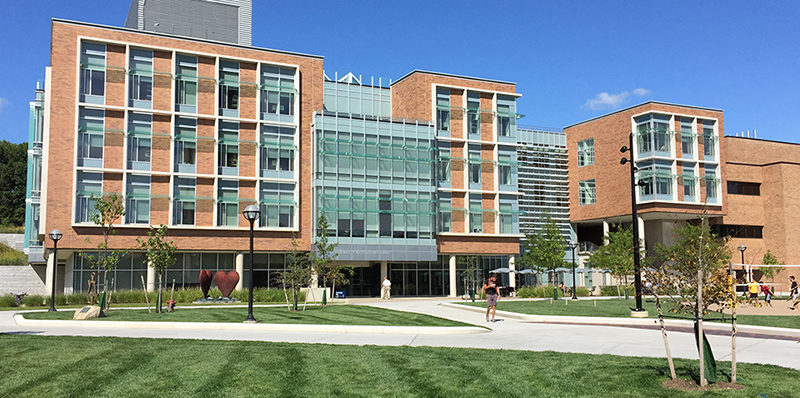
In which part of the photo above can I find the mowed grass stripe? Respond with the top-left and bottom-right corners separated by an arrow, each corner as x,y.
0,335 -> 798,397
21,304 -> 470,327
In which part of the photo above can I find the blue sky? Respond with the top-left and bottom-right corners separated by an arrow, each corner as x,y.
1,1 -> 798,144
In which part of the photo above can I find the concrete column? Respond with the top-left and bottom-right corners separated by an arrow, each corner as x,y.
45,251 -> 55,295
235,253 -> 244,291
380,261 -> 388,281
64,252 -> 74,294
602,220 -> 610,243
508,255 -> 516,289
146,261 -> 156,293
449,255 -> 457,297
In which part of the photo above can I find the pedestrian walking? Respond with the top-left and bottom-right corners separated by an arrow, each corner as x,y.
789,276 -> 798,310
748,279 -> 760,306
485,275 -> 499,322
381,277 -> 392,300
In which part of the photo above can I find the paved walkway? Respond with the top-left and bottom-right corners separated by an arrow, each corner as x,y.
2,298 -> 800,370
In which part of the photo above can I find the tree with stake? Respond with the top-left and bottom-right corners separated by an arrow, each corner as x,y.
760,250 -> 784,289
652,217 -> 733,385
136,225 -> 176,313
282,234 -> 312,311
517,216 -> 567,298
80,192 -> 127,310
309,214 -> 339,302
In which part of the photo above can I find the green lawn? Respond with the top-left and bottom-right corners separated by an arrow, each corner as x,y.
21,305 -> 470,327
463,299 -> 800,329
0,335 -> 797,397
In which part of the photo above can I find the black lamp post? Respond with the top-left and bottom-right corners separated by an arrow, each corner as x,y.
621,133 -> 646,313
569,241 -> 579,300
242,204 -> 261,323
738,244 -> 747,281
48,229 -> 62,312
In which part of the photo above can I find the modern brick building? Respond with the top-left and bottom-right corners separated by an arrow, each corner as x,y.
565,101 -> 726,256
27,15 -> 555,297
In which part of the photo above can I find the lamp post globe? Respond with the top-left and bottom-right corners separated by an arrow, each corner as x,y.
242,205 -> 261,323
48,229 -> 63,312
738,244 -> 747,281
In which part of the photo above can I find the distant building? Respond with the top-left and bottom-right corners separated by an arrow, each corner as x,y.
124,0 -> 252,46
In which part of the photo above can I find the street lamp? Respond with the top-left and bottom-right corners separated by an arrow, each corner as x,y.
48,229 -> 62,312
621,134 -> 647,315
242,204 -> 261,323
738,244 -> 747,281
568,241 -> 579,300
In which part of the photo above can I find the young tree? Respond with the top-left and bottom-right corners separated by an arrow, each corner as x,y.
517,216 -> 567,291
462,254 -> 483,302
281,234 -> 312,311
587,223 -> 637,297
652,218 -> 733,385
136,225 -> 177,313
309,214 -> 339,302
760,250 -> 784,288
81,192 -> 127,308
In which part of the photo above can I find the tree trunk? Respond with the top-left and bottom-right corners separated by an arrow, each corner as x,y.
655,292 -> 677,380
731,293 -> 738,383
331,279 -> 336,301
697,269 -> 706,387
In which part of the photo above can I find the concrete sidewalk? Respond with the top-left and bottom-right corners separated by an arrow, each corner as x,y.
2,298 -> 800,370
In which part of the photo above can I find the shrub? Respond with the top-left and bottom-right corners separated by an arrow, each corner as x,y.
0,225 -> 24,234
22,295 -> 47,307
0,242 -> 27,265
0,295 -> 16,307
600,284 -> 635,297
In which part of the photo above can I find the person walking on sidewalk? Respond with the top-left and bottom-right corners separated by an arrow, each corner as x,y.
381,277 -> 392,300
789,276 -> 799,310
485,275 -> 499,322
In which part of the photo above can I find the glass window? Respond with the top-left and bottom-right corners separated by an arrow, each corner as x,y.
469,197 -> 482,233
128,112 -> 151,166
261,66 -> 296,118
175,117 -> 197,167
579,179 -> 596,206
78,108 -> 104,162
469,145 -> 481,184
260,182 -> 295,228
176,55 -> 198,107
219,121 -> 239,170
217,179 -> 238,227
129,49 -> 153,103
497,104 -> 511,137
75,171 -> 102,223
219,61 -> 239,111
680,119 -> 694,157
467,92 -> 480,136
683,167 -> 696,201
261,125 -> 295,172
173,177 -> 195,225
702,121 -> 716,157
705,165 -> 718,203
80,42 -> 105,98
636,114 -> 671,155
436,88 -> 450,133
577,138 -> 594,167
126,174 -> 150,224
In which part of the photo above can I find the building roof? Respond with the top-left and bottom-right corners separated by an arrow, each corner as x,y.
391,69 -> 516,87
52,18 -> 324,60
564,101 -> 724,129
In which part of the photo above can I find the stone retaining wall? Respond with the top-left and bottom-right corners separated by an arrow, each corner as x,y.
0,233 -> 25,252
0,265 -> 47,295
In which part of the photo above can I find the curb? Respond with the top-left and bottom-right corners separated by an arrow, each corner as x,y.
12,313 -> 488,335
441,303 -> 800,339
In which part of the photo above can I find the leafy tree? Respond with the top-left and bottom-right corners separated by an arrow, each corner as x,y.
281,234 -> 312,311
649,218 -> 733,384
760,250 -> 784,288
587,223 -> 638,297
80,192 -> 127,307
136,225 -> 176,313
309,214 -> 342,302
461,254 -> 483,302
0,140 -> 27,226
517,216 -> 567,287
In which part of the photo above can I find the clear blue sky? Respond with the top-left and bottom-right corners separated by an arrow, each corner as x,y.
1,1 -> 798,144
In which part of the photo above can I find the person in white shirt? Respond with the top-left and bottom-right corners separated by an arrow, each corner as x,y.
381,277 -> 392,300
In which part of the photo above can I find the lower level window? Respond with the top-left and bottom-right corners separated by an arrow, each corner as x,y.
174,201 -> 195,225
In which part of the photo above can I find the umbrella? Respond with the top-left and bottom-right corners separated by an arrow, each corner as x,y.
517,269 -> 538,275
574,268 -> 591,273
553,267 -> 571,272
489,267 -> 517,274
